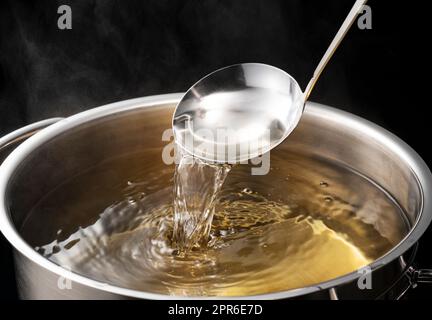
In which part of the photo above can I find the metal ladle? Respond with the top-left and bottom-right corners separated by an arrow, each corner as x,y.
173,0 -> 368,163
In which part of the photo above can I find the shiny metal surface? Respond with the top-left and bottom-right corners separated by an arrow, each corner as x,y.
0,93 -> 431,299
173,63 -> 304,163
173,1 -> 367,163
0,118 -> 63,163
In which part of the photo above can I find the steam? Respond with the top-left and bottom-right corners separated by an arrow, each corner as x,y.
1,0 -> 385,134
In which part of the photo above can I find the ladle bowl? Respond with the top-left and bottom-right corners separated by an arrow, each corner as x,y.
173,63 -> 304,163
1,93 -> 431,299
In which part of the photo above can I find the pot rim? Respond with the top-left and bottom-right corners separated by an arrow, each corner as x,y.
0,93 -> 431,300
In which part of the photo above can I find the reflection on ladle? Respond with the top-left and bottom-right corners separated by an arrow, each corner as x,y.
173,0 -> 368,163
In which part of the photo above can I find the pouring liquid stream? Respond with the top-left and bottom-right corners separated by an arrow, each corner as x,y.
22,146 -> 407,296
170,0 -> 370,253
172,150 -> 231,252
20,0 -> 405,295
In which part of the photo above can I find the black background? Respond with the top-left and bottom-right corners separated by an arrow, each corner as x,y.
0,0 -> 429,300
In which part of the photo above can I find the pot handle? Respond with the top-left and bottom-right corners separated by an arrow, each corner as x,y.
408,267 -> 432,285
376,243 -> 432,300
0,118 -> 64,161
393,267 -> 432,300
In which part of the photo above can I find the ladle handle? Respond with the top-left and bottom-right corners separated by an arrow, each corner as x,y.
304,0 -> 368,101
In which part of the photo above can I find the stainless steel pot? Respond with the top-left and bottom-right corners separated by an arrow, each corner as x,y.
1,93 -> 431,299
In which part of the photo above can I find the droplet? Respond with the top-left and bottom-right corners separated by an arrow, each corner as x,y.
242,188 -> 253,194
219,230 -> 228,236
320,181 -> 328,188
127,197 -> 137,205
324,196 -> 333,203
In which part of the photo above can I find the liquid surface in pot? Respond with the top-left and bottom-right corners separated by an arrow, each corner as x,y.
21,148 -> 408,296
